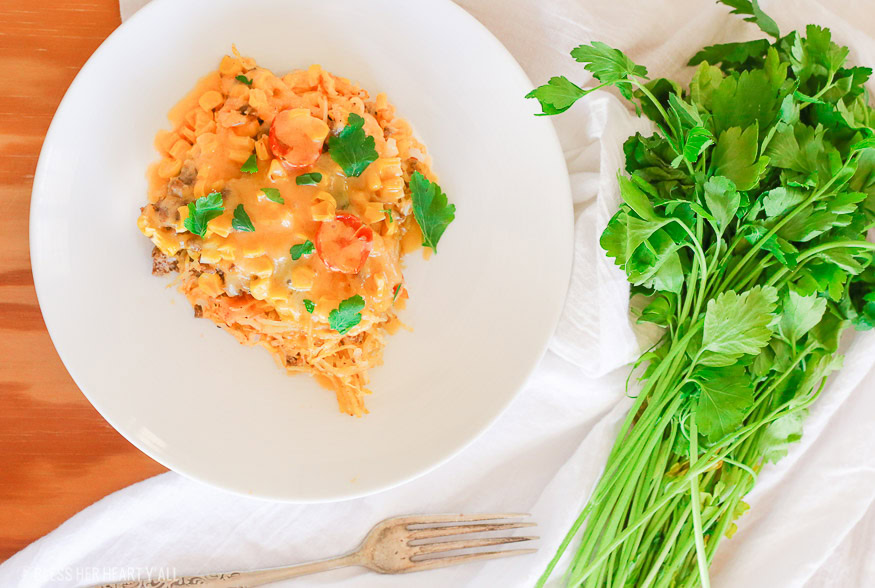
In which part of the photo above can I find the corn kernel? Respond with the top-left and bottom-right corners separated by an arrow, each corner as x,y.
217,242 -> 237,261
246,256 -> 274,278
197,273 -> 224,297
233,119 -> 260,137
248,88 -> 269,113
315,297 -> 337,319
363,201 -> 385,224
363,165 -> 382,192
199,90 -> 224,112
379,178 -> 405,202
137,213 -> 156,237
156,130 -> 177,155
249,277 -> 270,300
267,282 -> 290,304
290,265 -> 316,291
184,108 -> 199,128
241,242 -> 267,258
198,242 -> 221,264
169,139 -> 190,161
152,228 -> 183,256
311,200 -> 336,221
179,126 -> 197,143
378,157 -> 402,179
268,159 -> 285,179
193,179 -> 207,198
219,55 -> 243,77
195,120 -> 217,137
401,221 -> 423,254
207,213 -> 232,238
255,136 -> 269,160
176,205 -> 189,231
157,158 -> 183,179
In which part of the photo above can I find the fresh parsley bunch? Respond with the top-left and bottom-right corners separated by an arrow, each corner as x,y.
528,1 -> 875,586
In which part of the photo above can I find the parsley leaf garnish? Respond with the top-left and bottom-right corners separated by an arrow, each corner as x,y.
235,74 -> 253,86
328,295 -> 365,334
327,113 -> 378,177
290,240 -> 314,260
410,171 -> 455,252
231,204 -> 255,232
302,299 -> 315,313
295,172 -> 323,186
183,192 -> 224,238
240,154 -> 258,174
261,188 -> 283,204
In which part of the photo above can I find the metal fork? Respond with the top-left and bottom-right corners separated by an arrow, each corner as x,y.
97,513 -> 537,587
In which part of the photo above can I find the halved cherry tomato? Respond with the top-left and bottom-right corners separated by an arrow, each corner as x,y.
316,213 -> 374,274
269,109 -> 329,171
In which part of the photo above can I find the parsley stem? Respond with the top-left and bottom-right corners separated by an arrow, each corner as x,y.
688,413 -> 711,588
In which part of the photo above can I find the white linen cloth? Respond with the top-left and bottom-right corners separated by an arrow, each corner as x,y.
4,0 -> 874,586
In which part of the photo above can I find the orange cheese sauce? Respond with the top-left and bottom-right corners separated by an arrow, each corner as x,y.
137,50 -> 436,416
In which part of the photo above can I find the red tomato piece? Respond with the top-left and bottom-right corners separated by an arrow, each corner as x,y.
268,109 -> 329,171
316,213 -> 374,274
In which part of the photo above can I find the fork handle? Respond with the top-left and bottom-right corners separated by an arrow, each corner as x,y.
95,553 -> 362,587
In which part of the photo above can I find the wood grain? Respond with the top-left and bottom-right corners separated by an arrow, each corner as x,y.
0,0 -> 167,563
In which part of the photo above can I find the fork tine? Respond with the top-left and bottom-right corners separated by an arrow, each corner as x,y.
402,513 -> 530,526
409,522 -> 536,540
407,549 -> 538,572
413,535 -> 538,556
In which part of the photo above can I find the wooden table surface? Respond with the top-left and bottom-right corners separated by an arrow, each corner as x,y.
0,0 -> 167,563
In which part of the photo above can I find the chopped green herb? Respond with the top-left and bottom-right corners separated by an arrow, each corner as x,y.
261,188 -> 283,204
231,204 -> 255,232
302,299 -> 315,313
328,295 -> 365,334
290,240 -> 315,260
235,74 -> 253,86
240,153 -> 258,174
183,192 -> 224,238
383,208 -> 393,223
295,172 -> 323,186
392,283 -> 403,302
410,171 -> 455,252
327,113 -> 378,177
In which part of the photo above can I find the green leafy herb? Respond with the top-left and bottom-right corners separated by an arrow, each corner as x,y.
328,295 -> 365,334
720,0 -> 780,38
692,364 -> 754,442
183,192 -> 224,238
302,299 -> 315,313
410,171 -> 455,251
290,240 -> 314,260
235,74 -> 253,85
261,187 -> 284,204
531,4 -> 875,588
525,76 -> 587,115
240,153 -> 258,174
383,208 -> 393,223
295,172 -> 323,186
327,113 -> 378,177
231,204 -> 255,232
699,286 -> 778,366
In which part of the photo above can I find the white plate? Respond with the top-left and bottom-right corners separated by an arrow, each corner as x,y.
30,0 -> 572,501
